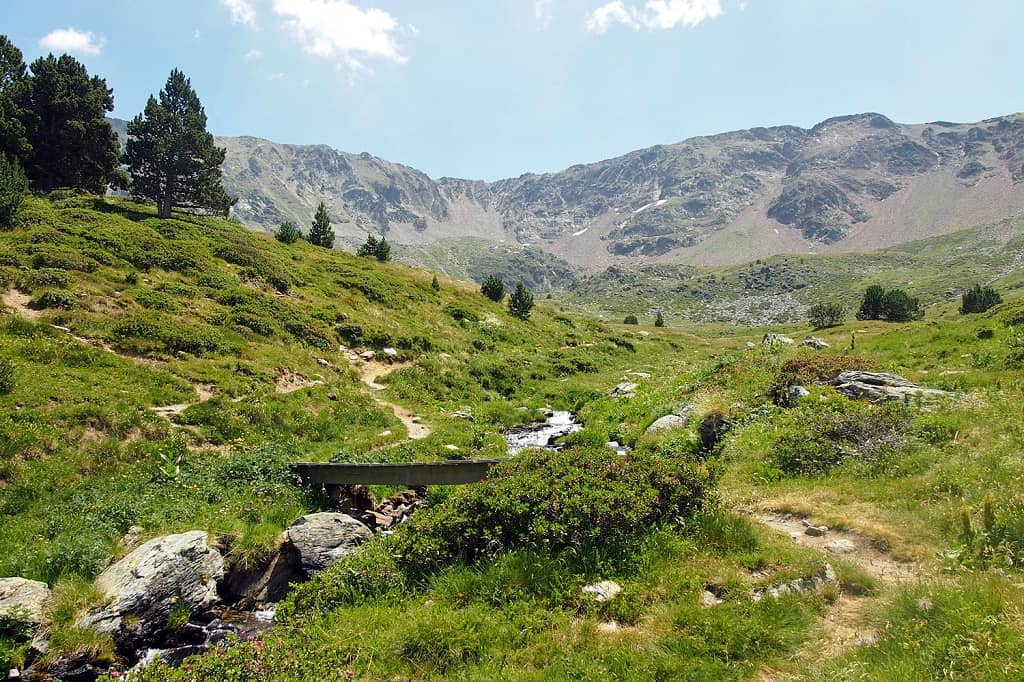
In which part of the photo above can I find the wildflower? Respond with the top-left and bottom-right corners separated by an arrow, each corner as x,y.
344,670 -> 355,679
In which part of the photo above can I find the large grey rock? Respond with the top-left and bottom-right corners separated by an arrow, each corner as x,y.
832,371 -> 953,403
285,513 -> 374,575
762,333 -> 795,346
801,336 -> 831,350
0,577 -> 50,627
644,414 -> 686,435
79,531 -> 223,641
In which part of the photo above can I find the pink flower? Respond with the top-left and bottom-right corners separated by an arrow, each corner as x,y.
345,670 -> 356,679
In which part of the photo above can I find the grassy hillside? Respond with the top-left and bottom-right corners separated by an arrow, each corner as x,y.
3,194 -> 1024,680
569,215 -> 1024,325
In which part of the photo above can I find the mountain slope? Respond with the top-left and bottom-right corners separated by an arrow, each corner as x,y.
110,112 -> 1024,271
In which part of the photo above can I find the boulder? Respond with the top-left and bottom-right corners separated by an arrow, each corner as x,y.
644,414 -> 686,435
611,382 -> 638,398
285,513 -> 374,575
832,371 -> 953,403
786,385 -> 811,405
382,347 -> 399,358
582,580 -> 622,602
0,577 -> 51,627
801,336 -> 830,350
359,350 -> 376,361
762,333 -> 794,346
78,531 -> 224,643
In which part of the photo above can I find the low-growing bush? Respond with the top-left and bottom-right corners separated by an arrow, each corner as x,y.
390,447 -> 715,572
0,358 -> 14,394
769,353 -> 866,405
30,289 -> 75,310
17,268 -> 71,291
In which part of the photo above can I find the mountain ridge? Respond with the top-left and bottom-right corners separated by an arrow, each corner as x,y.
109,111 -> 1024,272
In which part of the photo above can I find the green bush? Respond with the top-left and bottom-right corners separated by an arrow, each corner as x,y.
275,220 -> 302,244
481,274 -> 505,302
390,447 -> 715,572
807,301 -> 845,329
623,314 -> 639,325
769,354 -> 866,405
134,288 -> 181,312
857,285 -> 923,322
0,358 -> 13,394
29,289 -> 75,310
16,268 -> 71,291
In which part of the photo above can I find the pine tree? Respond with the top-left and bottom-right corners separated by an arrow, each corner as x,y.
125,69 -> 233,218
21,53 -> 122,192
375,237 -> 391,262
431,274 -> 440,291
857,285 -> 886,320
0,153 -> 27,226
275,220 -> 302,244
0,36 -> 30,164
654,311 -> 665,327
357,234 -> 379,257
307,202 -> 334,248
961,284 -> 1002,314
481,275 -> 505,302
508,282 -> 534,320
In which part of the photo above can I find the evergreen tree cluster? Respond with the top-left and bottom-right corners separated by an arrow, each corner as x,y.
0,34 -> 234,223
960,284 -> 1002,314
275,220 -> 302,244
356,232 -> 391,260
0,34 -> 124,219
623,314 -> 639,325
856,285 -> 924,322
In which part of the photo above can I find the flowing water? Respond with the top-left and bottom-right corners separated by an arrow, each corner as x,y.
504,411 -> 582,455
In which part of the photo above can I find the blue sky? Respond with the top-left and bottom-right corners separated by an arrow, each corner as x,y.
5,0 -> 1024,180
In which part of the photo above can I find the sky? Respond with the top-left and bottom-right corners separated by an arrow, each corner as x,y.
5,0 -> 1024,181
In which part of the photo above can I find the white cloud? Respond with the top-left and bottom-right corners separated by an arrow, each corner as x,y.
222,0 -> 257,26
586,0 -> 723,33
246,48 -> 264,59
39,27 -> 105,56
272,0 -> 407,73
193,29 -> 202,40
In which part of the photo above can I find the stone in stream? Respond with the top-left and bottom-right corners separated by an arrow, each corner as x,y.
78,531 -> 224,646
285,513 -> 374,575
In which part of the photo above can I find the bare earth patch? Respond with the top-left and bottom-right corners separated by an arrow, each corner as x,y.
274,367 -> 324,394
350,359 -> 431,440
1,288 -> 41,321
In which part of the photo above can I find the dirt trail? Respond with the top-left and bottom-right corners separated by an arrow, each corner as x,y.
2,288 -> 41,321
352,359 -> 432,440
753,510 -> 927,680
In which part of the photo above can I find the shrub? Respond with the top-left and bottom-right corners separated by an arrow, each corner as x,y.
444,303 -> 479,323
807,301 -> 845,329
623,314 -> 639,325
481,275 -> 505,302
655,311 -> 665,327
0,358 -> 13,394
0,155 -> 28,227
961,284 -> 1002,314
390,447 -> 715,572
769,354 -> 866,405
29,289 -> 75,310
17,268 -> 72,292
134,289 -> 180,312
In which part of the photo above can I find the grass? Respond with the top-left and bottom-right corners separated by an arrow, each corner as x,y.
3,193 -> 1024,678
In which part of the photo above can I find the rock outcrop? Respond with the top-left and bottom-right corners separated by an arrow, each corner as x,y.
831,371 -> 954,403
79,531 -> 224,644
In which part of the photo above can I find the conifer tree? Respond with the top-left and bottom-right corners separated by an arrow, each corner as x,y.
375,237 -> 391,262
654,311 -> 665,327
0,153 -> 27,226
0,36 -> 30,164
125,69 -> 233,218
307,202 -> 334,248
357,234 -> 379,257
481,275 -> 505,302
431,274 -> 440,291
21,53 -> 122,192
275,220 -> 302,244
508,282 -> 534,320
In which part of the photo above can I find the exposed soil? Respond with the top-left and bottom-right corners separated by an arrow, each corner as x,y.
350,359 -> 431,440
274,368 -> 324,394
1,288 -> 41,321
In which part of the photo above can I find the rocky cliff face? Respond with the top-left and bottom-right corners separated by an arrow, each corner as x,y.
110,112 -> 1024,271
